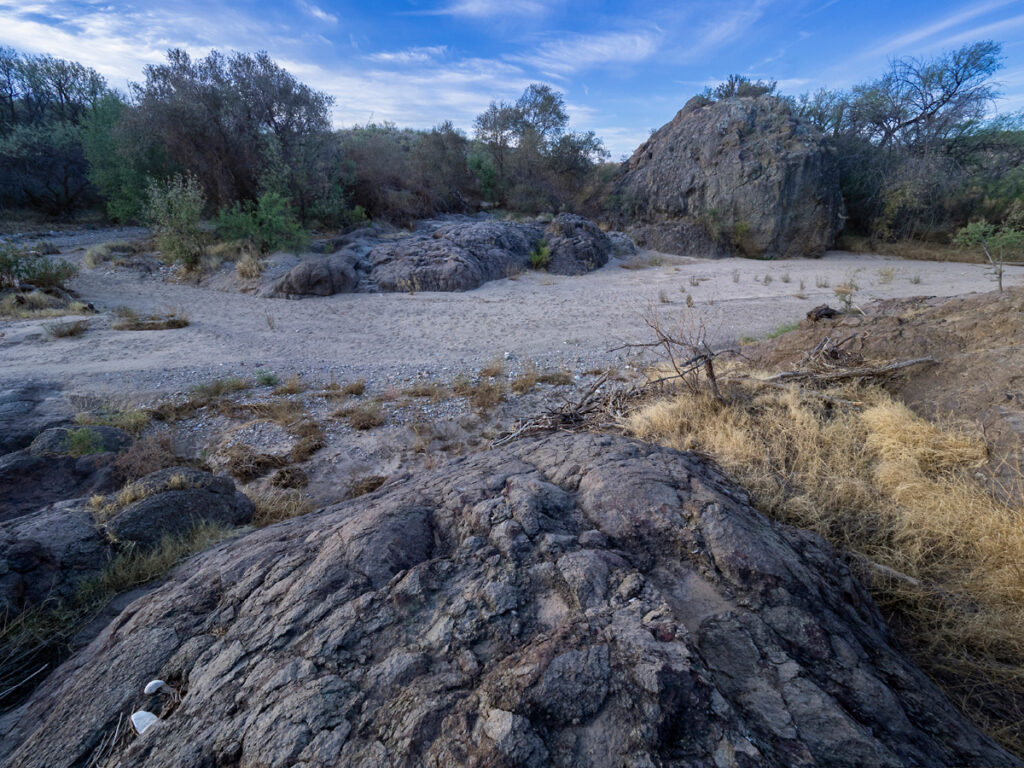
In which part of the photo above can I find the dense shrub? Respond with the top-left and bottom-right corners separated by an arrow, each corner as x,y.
0,242 -> 77,289
144,174 -> 206,267
216,192 -> 308,254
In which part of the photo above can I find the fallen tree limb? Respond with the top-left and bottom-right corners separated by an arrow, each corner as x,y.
766,357 -> 935,385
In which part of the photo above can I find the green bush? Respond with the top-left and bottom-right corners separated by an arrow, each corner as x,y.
66,427 -> 104,457
144,174 -> 207,268
529,241 -> 551,269
0,242 -> 77,289
216,192 -> 308,254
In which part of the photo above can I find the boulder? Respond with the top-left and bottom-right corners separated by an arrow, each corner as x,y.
1,434 -> 1014,767
262,251 -> 360,298
0,382 -> 71,454
0,447 -> 122,523
0,500 -> 108,615
103,467 -> 254,549
542,214 -> 611,275
27,426 -> 132,457
613,95 -> 845,258
369,219 -> 542,292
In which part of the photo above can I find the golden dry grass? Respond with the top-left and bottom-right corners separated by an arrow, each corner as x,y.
247,487 -> 316,527
626,382 -> 1024,753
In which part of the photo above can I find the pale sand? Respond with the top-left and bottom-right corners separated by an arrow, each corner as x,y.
0,236 -> 1010,398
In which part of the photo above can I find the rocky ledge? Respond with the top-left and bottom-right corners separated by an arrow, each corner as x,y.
0,433 -> 1015,767
263,213 -> 613,297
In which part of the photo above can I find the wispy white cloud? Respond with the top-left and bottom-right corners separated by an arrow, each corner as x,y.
864,0 -> 1017,58
367,45 -> 448,64
425,0 -> 549,18
512,30 -> 661,77
297,1 -> 338,25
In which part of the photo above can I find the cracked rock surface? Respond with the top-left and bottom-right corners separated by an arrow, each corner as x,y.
0,433 -> 1015,767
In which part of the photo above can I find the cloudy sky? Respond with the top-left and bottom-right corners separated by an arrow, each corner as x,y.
2,0 -> 1023,158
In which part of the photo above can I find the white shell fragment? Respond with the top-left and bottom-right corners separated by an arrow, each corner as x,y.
130,710 -> 159,735
144,679 -> 168,695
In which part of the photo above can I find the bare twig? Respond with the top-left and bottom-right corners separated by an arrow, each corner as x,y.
766,357 -> 935,385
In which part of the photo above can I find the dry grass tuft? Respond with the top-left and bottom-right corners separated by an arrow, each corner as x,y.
74,408 -> 150,436
247,487 -> 316,527
347,474 -> 388,497
113,433 -> 195,482
510,364 -> 574,394
479,358 -> 505,378
627,382 -> 1024,753
111,307 -> 189,331
236,252 -> 264,279
43,319 -> 89,338
83,241 -> 135,268
342,379 -> 366,396
272,373 -> 305,395
343,402 -> 386,430
222,445 -> 287,483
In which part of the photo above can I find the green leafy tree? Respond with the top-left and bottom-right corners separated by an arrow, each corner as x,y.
954,213 -> 1023,291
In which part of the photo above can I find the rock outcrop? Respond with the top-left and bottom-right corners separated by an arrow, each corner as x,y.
613,95 -> 845,258
0,383 -> 71,454
0,426 -> 130,522
0,467 -> 253,617
1,434 -> 1014,767
264,214 -> 613,296
542,214 -> 611,275
103,467 -> 254,548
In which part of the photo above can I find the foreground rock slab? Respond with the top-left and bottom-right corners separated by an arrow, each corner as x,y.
1,434 -> 1015,767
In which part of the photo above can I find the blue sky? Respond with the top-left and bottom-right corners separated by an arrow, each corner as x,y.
2,0 -> 1023,158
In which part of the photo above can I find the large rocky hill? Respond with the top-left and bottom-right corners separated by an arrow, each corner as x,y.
612,95 -> 845,259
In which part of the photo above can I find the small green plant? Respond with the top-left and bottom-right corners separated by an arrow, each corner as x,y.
763,274 -> 773,285
255,370 -> 279,386
816,275 -> 830,289
529,241 -> 551,270
75,408 -> 150,436
144,173 -> 207,269
766,321 -> 800,339
909,273 -> 922,285
688,274 -> 699,287
216,191 -> 309,255
834,273 -> 860,312
658,289 -> 670,304
731,269 -> 740,283
66,427 -> 104,457
877,267 -> 897,285
780,272 -> 791,283
955,217 -> 1023,291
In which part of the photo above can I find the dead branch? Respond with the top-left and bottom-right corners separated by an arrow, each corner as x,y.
766,357 -> 935,385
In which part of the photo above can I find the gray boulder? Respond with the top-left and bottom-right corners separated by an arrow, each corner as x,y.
28,426 -> 132,457
0,382 -> 71,454
262,251 -> 360,298
104,467 -> 254,549
0,500 -> 108,615
0,434 -> 1014,767
613,95 -> 845,258
542,214 -> 611,275
370,218 -> 542,291
0,427 -> 127,522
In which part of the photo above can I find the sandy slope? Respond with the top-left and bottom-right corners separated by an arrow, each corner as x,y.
0,230 -> 1010,398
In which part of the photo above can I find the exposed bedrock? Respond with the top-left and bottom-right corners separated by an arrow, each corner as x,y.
613,95 -> 845,258
0,433 -> 1015,767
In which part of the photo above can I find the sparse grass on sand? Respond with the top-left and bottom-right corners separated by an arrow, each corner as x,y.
627,381 -> 1024,754
111,306 -> 189,331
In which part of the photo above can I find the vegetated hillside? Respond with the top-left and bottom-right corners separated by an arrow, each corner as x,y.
611,95 -> 845,259
747,288 -> 1024,496
627,287 -> 1024,754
